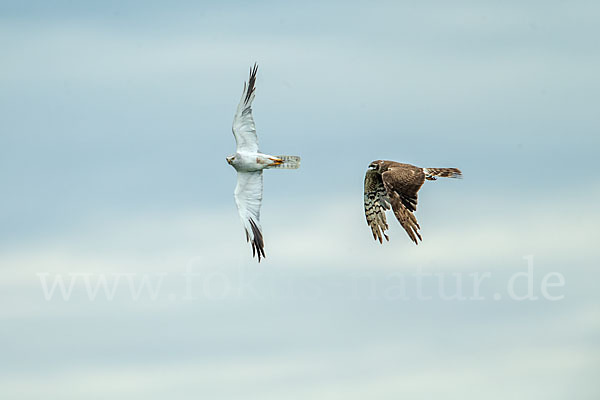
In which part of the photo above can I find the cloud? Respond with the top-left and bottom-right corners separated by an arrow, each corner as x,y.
2,2 -> 600,398
1,308 -> 597,399
2,187 -> 598,289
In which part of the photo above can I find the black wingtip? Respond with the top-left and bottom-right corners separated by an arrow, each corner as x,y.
244,63 -> 258,105
248,218 -> 265,262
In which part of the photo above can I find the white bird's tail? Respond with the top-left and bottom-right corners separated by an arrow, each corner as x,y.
270,155 -> 301,169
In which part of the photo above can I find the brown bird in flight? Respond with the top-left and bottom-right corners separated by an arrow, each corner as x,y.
364,160 -> 462,244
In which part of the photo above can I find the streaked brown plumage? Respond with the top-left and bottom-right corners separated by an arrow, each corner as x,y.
364,160 -> 462,244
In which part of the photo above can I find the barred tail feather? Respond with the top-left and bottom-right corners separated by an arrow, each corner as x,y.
271,155 -> 301,169
423,167 -> 462,180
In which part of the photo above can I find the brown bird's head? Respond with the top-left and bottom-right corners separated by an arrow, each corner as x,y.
368,160 -> 386,174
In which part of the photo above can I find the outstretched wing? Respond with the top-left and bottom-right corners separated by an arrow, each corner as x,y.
232,63 -> 259,153
387,193 -> 422,244
364,169 -> 391,243
381,165 -> 426,244
234,171 -> 265,261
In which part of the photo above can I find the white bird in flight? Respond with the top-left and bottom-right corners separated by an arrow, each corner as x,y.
227,64 -> 300,262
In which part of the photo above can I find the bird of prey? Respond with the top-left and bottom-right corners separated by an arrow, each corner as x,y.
364,160 -> 462,244
226,64 -> 300,262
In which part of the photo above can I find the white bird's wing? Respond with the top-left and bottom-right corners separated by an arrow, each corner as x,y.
234,170 -> 265,261
232,63 -> 259,153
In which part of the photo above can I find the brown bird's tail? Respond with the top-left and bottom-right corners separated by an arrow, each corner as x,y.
423,167 -> 462,180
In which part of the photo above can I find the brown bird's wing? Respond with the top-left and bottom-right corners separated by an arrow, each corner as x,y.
381,164 -> 426,244
364,169 -> 391,243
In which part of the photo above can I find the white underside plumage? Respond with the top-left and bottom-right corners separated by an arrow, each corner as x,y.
232,151 -> 278,172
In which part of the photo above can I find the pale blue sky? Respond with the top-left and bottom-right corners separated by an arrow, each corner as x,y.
1,1 -> 599,399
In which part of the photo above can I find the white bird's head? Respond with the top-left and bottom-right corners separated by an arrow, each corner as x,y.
226,155 -> 236,165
